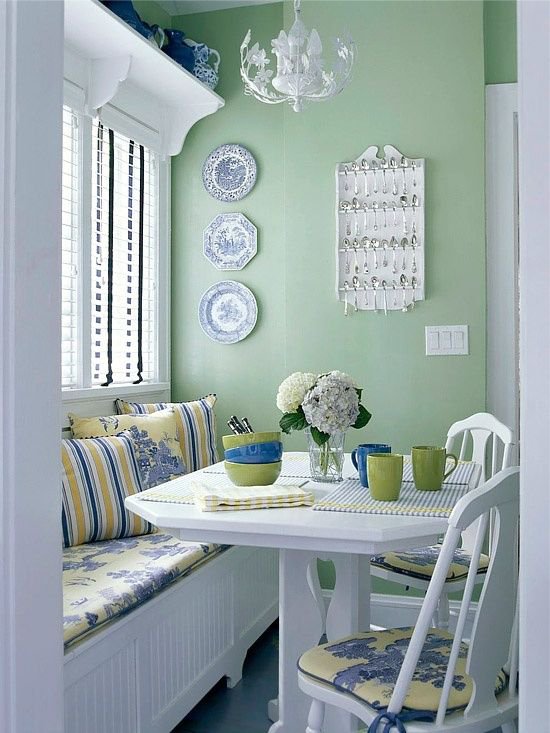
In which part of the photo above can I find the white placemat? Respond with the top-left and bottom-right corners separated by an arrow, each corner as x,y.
313,479 -> 469,517
137,473 -> 308,505
402,459 -> 476,486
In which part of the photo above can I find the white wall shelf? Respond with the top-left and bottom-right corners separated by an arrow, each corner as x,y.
64,0 -> 224,156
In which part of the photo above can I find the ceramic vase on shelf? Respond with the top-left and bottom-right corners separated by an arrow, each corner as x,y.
306,428 -> 345,483
162,29 -> 196,72
185,39 -> 221,89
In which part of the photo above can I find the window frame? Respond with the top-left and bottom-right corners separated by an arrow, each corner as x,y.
61,81 -> 171,404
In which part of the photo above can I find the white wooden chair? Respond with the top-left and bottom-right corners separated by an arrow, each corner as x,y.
298,467 -> 519,733
370,412 -> 514,628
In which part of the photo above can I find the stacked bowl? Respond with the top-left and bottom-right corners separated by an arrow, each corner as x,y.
222,431 -> 283,486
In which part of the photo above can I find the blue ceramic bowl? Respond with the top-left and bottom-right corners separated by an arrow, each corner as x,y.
224,440 -> 283,464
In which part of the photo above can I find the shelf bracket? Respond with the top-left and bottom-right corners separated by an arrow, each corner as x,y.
85,55 -> 132,114
162,102 -> 221,157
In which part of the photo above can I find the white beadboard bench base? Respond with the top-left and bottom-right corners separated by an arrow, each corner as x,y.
64,545 -> 278,733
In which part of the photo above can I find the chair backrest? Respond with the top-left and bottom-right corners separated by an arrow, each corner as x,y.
445,412 -> 514,483
387,467 -> 519,726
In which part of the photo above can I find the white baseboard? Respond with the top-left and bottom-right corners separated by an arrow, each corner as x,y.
322,591 -> 477,640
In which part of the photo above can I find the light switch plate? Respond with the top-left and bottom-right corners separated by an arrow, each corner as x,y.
425,325 -> 469,356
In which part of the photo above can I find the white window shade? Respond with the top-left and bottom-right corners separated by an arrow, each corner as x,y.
92,119 -> 157,386
62,106 -> 80,388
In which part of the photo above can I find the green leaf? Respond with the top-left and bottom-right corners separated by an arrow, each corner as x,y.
310,427 -> 330,446
279,408 -> 308,434
352,405 -> 372,430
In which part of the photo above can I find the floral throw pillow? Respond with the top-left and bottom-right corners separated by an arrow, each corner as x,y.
68,408 -> 186,489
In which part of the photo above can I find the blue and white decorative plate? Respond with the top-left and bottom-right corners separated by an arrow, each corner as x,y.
203,213 -> 257,271
198,281 -> 258,344
202,144 -> 257,202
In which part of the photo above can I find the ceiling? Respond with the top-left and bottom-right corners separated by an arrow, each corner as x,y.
156,0 -> 278,16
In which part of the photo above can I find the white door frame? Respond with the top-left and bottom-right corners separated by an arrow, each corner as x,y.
518,0 -> 550,730
485,83 -> 519,463
0,2 -> 64,731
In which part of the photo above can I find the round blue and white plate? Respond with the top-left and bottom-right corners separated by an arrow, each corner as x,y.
203,213 -> 257,270
198,280 -> 258,344
202,144 -> 257,202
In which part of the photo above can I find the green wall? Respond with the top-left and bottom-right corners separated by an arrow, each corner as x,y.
171,0 -> 486,460
484,0 -> 517,83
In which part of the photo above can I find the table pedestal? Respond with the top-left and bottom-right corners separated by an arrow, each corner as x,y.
268,550 -> 371,733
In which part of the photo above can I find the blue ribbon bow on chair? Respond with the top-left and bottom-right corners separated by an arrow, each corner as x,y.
368,709 -> 434,733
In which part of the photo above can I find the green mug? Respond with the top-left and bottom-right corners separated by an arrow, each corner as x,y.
412,446 -> 458,491
367,453 -> 403,501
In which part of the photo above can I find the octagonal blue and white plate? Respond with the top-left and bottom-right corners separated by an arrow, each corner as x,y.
202,144 -> 257,202
198,280 -> 258,344
203,213 -> 257,271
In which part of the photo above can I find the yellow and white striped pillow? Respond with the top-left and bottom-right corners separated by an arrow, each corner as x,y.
61,433 -> 153,548
115,395 -> 218,473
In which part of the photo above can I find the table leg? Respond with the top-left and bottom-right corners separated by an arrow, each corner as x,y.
268,549 -> 324,733
268,552 -> 371,733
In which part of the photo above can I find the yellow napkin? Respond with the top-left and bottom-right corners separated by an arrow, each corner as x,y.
190,481 -> 315,512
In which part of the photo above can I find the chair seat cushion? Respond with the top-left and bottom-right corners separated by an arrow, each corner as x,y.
298,628 -> 507,716
370,545 -> 490,582
63,533 -> 227,648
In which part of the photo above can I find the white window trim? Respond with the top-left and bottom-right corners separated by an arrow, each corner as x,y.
62,79 -> 171,403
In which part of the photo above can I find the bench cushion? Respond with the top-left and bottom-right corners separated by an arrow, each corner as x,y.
63,533 -> 227,648
115,395 -> 218,472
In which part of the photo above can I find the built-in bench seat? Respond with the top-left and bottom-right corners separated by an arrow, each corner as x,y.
63,533 -> 228,649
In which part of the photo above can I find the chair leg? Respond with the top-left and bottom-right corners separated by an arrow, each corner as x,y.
501,720 -> 518,733
306,699 -> 325,733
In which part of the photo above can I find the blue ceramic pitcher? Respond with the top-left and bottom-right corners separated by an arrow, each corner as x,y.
185,38 -> 221,89
101,1 -> 164,46
162,29 -> 196,72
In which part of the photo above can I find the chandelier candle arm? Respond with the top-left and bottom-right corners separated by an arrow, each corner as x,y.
240,0 -> 355,112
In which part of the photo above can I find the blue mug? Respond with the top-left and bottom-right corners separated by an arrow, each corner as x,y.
352,443 -> 392,487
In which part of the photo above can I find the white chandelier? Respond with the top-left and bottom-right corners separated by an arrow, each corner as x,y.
240,0 -> 355,112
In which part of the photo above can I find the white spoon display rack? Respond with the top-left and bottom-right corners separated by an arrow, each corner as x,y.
335,144 -> 425,315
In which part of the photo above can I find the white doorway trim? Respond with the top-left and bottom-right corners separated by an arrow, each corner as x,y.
0,2 -> 64,731
517,0 -> 550,729
485,83 -> 519,462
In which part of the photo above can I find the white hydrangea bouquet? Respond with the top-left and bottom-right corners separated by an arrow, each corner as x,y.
276,371 -> 371,481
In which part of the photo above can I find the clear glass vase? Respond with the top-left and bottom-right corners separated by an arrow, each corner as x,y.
306,428 -> 345,483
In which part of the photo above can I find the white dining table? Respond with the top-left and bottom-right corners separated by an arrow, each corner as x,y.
125,452 -> 480,733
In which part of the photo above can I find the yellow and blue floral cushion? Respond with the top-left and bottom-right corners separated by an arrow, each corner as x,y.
69,408 -> 186,488
61,434 -> 154,547
370,546 -> 490,582
63,533 -> 227,648
115,394 -> 218,473
298,628 -> 507,720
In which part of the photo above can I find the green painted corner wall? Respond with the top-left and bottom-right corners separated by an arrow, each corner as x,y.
169,0 -> 487,593
171,0 -> 486,454
484,0 -> 517,84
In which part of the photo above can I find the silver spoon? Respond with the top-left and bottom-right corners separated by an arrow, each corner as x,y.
363,202 -> 369,232
343,164 -> 349,192
400,273 -> 408,312
340,200 -> 352,236
399,195 -> 408,235
411,234 -> 418,274
391,201 -> 397,226
361,237 -> 370,274
381,239 -> 389,268
411,194 -> 419,234
392,279 -> 398,308
381,279 -> 388,315
371,276 -> 379,312
352,275 -> 360,311
372,201 -> 379,231
412,159 -> 417,187
382,201 -> 388,228
343,237 -> 351,274
361,158 -> 370,197
400,156 -> 408,194
371,238 -> 380,268
381,158 -> 388,194
390,236 -> 398,274
411,275 -> 418,309
400,237 -> 408,270
352,197 -> 361,235
351,161 -> 359,195
343,280 -> 350,316
352,238 -> 360,273
390,157 -> 398,195
371,159 -> 379,193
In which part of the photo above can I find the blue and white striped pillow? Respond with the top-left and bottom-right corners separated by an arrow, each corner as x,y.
61,433 -> 153,548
